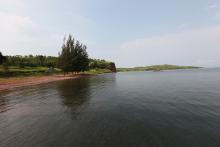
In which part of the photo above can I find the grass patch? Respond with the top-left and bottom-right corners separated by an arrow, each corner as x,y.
82,69 -> 113,75
0,66 -> 113,78
0,66 -> 62,78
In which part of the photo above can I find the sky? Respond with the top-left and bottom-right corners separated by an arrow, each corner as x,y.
0,0 -> 220,67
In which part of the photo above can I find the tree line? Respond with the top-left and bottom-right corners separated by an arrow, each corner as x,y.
0,34 -> 116,74
4,55 -> 57,68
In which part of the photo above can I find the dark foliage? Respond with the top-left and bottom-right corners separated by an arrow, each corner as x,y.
58,35 -> 89,74
89,59 -> 117,72
5,55 -> 58,68
0,52 -> 6,65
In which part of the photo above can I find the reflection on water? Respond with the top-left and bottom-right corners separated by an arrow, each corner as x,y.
1,70 -> 220,147
0,93 -> 9,113
57,78 -> 91,113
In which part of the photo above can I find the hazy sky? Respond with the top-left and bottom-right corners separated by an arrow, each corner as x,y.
0,0 -> 220,67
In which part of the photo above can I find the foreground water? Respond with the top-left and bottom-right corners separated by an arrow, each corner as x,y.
1,68 -> 220,147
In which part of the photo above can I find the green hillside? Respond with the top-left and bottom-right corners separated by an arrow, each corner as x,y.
117,64 -> 201,72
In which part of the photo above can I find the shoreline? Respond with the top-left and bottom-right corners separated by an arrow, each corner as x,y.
0,74 -> 90,92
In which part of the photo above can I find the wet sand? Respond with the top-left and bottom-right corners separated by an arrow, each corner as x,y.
0,74 -> 85,92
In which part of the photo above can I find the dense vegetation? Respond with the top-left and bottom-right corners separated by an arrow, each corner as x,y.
117,64 -> 201,72
89,59 -> 116,72
58,35 -> 89,74
0,35 -> 117,77
57,35 -> 116,74
6,55 -> 58,68
0,52 -> 6,65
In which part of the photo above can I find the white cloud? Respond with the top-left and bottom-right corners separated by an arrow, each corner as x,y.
0,12 -> 35,48
208,4 -> 220,9
177,23 -> 189,30
119,26 -> 220,67
0,11 -> 62,56
0,0 -> 24,7
0,10 -> 96,56
0,12 -> 34,34
207,3 -> 220,21
214,13 -> 220,20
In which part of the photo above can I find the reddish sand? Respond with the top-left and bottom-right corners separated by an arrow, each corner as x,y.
0,75 -> 84,92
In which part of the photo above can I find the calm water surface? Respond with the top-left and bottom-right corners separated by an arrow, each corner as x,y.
1,68 -> 220,147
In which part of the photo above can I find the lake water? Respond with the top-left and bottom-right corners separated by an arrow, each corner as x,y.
1,68 -> 220,147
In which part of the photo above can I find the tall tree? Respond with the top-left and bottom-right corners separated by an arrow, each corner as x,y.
109,62 -> 117,72
0,52 -> 6,65
58,35 -> 89,75
58,36 -> 71,75
36,55 -> 45,66
73,41 -> 89,72
0,52 -> 3,65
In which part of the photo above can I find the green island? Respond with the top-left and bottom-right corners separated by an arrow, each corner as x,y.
117,64 -> 201,72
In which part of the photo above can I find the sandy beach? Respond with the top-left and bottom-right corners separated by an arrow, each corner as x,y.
0,74 -> 85,92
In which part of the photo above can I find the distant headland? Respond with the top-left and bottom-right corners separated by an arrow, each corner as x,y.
117,64 -> 201,72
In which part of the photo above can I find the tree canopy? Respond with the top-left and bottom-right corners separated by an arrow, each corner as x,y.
89,59 -> 116,72
1,35 -> 117,75
5,55 -> 58,68
58,35 -> 89,74
0,52 -> 6,65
